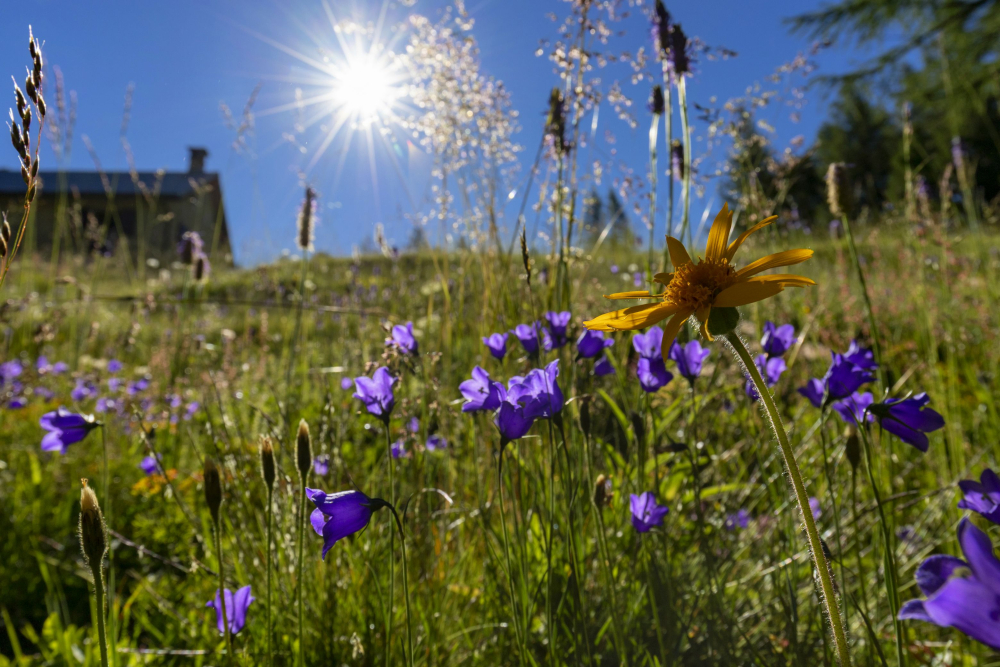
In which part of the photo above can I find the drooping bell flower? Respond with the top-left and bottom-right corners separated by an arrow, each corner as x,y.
340,377 -> 353,391
831,391 -> 875,425
40,408 -> 100,455
958,469 -> 1000,525
543,311 -> 572,350
761,322 -> 795,358
593,355 -> 615,377
353,367 -> 397,421
307,488 -> 382,560
512,360 -> 564,419
107,359 -> 123,373
459,366 -> 503,413
494,380 -> 536,446
724,509 -> 751,531
899,518 -> 1000,650
139,453 -> 162,476
206,586 -> 255,635
391,440 -> 407,458
843,340 -> 878,371
798,378 -> 825,408
313,455 -> 330,476
637,357 -> 672,393
823,353 -> 875,401
668,339 -> 710,383
632,326 -> 664,360
630,492 -> 669,533
511,323 -> 540,356
869,393 -> 944,452
576,330 -> 614,359
482,333 -> 509,361
386,322 -> 418,356
0,360 -> 23,384
72,380 -> 97,402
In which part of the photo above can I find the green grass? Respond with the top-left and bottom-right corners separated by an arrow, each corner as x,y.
1,219 -> 999,666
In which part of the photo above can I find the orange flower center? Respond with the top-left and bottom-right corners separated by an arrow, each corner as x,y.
665,257 -> 736,309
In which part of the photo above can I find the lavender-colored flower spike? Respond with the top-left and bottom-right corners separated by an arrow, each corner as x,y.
832,391 -> 875,425
670,141 -> 684,181
576,329 -> 614,359
761,322 -> 795,358
668,339 -> 710,382
958,469 -> 1000,525
593,355 -> 615,376
206,586 -> 255,635
482,333 -> 509,361
353,367 -> 397,421
870,392 -> 945,452
307,488 -> 378,560
511,323 -> 540,356
630,492 -> 669,532
637,357 -> 672,393
651,0 -> 671,58
460,366 -> 503,413
40,408 -> 99,455
386,322 -> 418,355
899,518 -> 1000,650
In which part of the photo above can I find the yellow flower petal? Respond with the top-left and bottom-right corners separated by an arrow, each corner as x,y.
704,203 -> 733,261
652,272 -> 673,286
713,280 -> 786,308
750,274 -> 816,287
736,248 -> 814,280
603,290 -> 653,300
724,215 -> 777,262
660,308 -> 694,357
691,306 -> 711,341
667,236 -> 691,270
584,302 -> 680,332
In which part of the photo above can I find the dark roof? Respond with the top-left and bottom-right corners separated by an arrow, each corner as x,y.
0,169 -> 220,198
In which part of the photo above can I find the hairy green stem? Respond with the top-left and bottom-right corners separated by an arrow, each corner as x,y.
91,560 -> 110,667
725,332 -> 851,667
297,481 -> 307,667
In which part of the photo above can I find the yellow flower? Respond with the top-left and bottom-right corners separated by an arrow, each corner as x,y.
584,204 -> 815,357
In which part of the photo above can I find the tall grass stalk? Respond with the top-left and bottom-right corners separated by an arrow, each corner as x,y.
725,332 -> 852,667
661,62 -> 674,269
386,504 -> 415,667
648,105 -> 660,283
677,77 -> 692,249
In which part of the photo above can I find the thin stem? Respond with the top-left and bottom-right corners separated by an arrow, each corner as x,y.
648,110 -> 660,283
297,481 -> 307,667
266,487 -> 273,667
100,426 -> 116,666
677,77 -> 692,250
497,447 -> 527,666
384,424 -> 396,667
662,62 -> 674,274
545,421 -> 557,665
91,561 -> 110,667
215,520 -> 232,662
386,505 -> 414,667
725,332 -> 852,667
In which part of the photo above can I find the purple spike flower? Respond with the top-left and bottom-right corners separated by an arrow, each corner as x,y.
761,322 -> 796,358
139,453 -> 162,476
869,393 -> 945,452
899,518 -> 1000,650
386,322 -> 418,355
482,333 -> 509,361
460,366 -> 503,413
651,0 -> 671,58
353,367 -> 397,421
313,455 -> 330,476
426,435 -> 447,451
958,469 -> 1000,525
543,311 -> 572,350
831,391 -> 875,425
40,408 -> 99,455
668,339 -> 710,383
511,323 -> 540,356
576,329 -> 614,359
746,355 -> 786,401
307,488 -> 379,560
637,357 -> 672,393
178,231 -> 204,264
632,326 -> 664,360
593,355 -> 615,376
630,492 -> 669,533
206,586 -> 255,635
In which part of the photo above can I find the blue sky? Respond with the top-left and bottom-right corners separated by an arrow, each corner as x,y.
0,0 -> 890,265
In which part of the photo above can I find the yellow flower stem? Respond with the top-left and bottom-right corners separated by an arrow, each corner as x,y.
725,332 -> 852,667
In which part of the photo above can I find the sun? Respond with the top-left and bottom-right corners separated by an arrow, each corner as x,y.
332,53 -> 400,123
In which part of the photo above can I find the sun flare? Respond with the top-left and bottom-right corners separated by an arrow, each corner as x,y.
332,53 -> 399,123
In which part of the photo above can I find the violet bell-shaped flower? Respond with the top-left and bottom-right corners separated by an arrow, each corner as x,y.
761,322 -> 796,358
869,392 -> 945,452
668,339 -> 710,383
576,329 -> 614,359
40,408 -> 100,455
630,492 -> 669,532
958,469 -> 1000,525
307,488 -> 386,560
459,366 -> 503,413
386,322 -> 418,355
353,367 -> 397,421
482,333 -> 509,361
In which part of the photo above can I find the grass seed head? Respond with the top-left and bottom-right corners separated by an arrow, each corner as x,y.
78,479 -> 107,568
260,436 -> 276,491
296,419 -> 312,480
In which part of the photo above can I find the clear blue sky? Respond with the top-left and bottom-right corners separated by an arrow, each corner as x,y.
0,0 -> 889,265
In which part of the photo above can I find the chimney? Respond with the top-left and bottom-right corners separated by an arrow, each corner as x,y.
188,147 -> 208,174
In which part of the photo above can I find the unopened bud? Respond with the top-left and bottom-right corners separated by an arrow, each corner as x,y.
844,425 -> 860,471
203,458 -> 223,526
593,474 -> 613,507
79,479 -> 107,568
296,419 -> 312,480
826,162 -> 853,218
260,436 -> 276,491
20,165 -> 28,185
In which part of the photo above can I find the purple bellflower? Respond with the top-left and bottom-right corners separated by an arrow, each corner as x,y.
593,355 -> 615,376
72,381 -> 97,402
207,586 -> 255,635
724,509 -> 751,531
0,360 -> 23,384
899,518 -> 1000,650
460,366 -> 503,413
543,311 -> 572,350
40,408 -> 99,455
761,322 -> 796,358
340,377 -> 353,391
832,391 -> 875,425
494,381 -> 536,446
637,357 -> 672,393
139,453 -> 162,476
512,323 -> 540,356
482,333 -> 509,361
307,488 -> 382,560
426,435 -> 447,451
958,469 -> 1000,525
510,360 -> 564,419
798,378 -> 826,408
869,393 -> 945,452
630,492 -> 669,532
576,329 -> 614,359
632,326 -> 663,360
107,359 -> 123,373
668,339 -> 710,383
823,353 -> 876,401
746,355 -> 787,401
386,322 -> 418,355
313,456 -> 330,476
844,340 -> 878,371
391,440 -> 407,458
353,367 -> 397,421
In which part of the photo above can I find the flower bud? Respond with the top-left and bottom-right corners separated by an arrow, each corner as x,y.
204,458 -> 223,526
260,436 -> 275,491
593,474 -> 613,508
79,479 -> 107,568
296,419 -> 312,480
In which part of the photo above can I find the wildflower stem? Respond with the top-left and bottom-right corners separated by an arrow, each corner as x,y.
677,76 -> 692,250
648,109 -> 660,285
545,421 -> 557,665
214,517 -> 232,662
662,62 -> 674,273
265,486 -> 273,667
384,425 -> 396,667
100,425 -> 116,666
496,447 -> 527,666
90,559 -> 110,667
838,212 -> 884,387
297,480 -> 307,667
725,332 -> 852,667
385,504 -> 414,667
